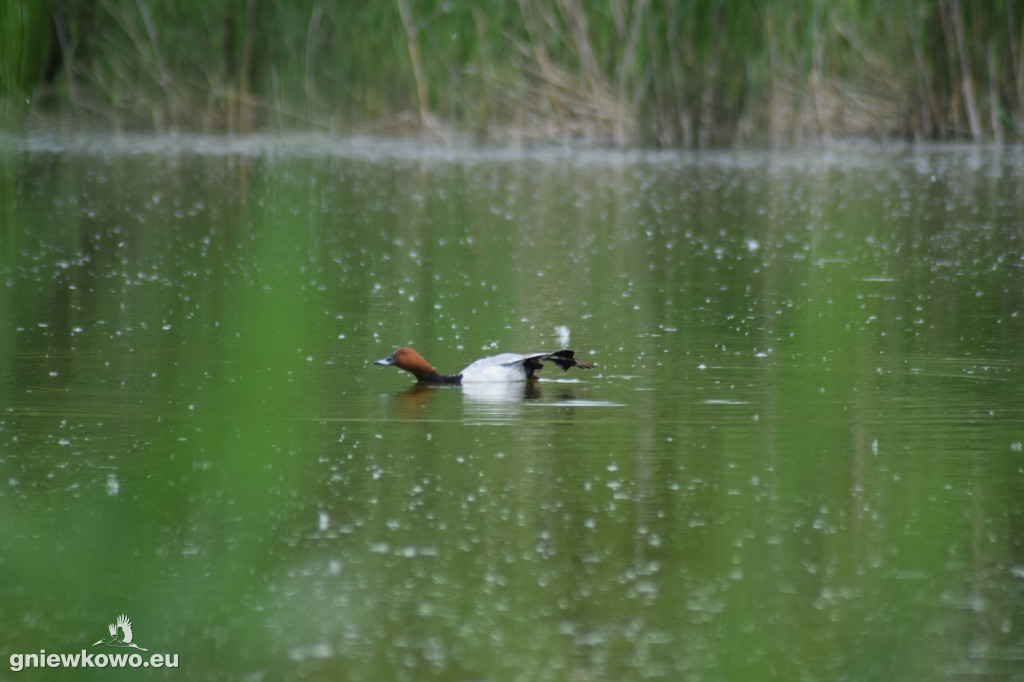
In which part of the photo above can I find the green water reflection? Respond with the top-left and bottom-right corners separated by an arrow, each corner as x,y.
1,137 -> 1023,681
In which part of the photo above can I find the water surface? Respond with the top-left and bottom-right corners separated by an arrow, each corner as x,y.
1,135 -> 1023,680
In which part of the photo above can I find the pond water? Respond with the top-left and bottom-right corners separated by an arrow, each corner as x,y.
1,135 -> 1023,681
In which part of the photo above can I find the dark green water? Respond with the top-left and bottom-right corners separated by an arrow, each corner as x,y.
1,136 -> 1023,681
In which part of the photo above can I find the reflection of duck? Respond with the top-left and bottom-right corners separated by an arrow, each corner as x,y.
375,347 -> 594,383
391,382 -> 438,418
461,379 -> 544,402
92,615 -> 148,651
387,376 -> 589,424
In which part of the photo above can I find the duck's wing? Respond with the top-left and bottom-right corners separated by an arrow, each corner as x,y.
537,350 -> 594,372
460,351 -> 594,381
460,353 -> 530,373
483,351 -> 592,370
511,350 -> 594,378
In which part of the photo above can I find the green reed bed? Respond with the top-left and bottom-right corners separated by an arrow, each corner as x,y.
2,0 -> 1023,146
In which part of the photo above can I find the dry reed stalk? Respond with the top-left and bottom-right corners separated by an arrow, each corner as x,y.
241,0 -> 257,131
1009,3 -> 1024,125
396,0 -> 433,130
515,0 -> 571,133
306,5 -> 322,103
947,0 -> 981,140
906,0 -> 935,138
612,0 -> 649,147
987,42 -> 1002,144
51,11 -> 78,110
135,0 -> 177,129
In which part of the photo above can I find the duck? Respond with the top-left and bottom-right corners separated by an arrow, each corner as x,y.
374,347 -> 594,384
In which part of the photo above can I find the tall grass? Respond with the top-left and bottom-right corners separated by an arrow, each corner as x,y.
4,0 -> 1024,146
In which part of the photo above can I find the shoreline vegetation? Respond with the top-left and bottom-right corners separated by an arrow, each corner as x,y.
2,1 -> 1024,148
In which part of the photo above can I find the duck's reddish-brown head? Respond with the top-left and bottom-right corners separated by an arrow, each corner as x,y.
374,347 -> 437,380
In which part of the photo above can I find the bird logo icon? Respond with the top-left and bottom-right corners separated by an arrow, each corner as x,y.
92,614 -> 149,651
